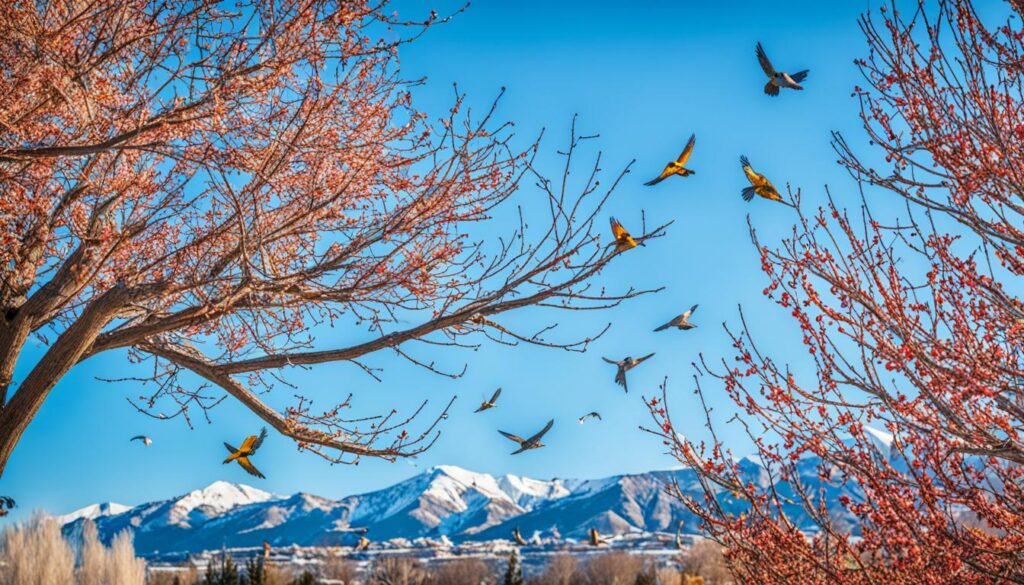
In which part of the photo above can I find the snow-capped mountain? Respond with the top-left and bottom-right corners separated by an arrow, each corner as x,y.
57,502 -> 132,526
60,463 -> 855,557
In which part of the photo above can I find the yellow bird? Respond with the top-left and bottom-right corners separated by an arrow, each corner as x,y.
644,134 -> 696,186
609,217 -> 641,252
223,427 -> 268,479
739,155 -> 783,203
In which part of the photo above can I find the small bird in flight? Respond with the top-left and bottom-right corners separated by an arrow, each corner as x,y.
654,304 -> 699,332
588,527 -> 608,546
0,496 -> 15,518
262,541 -> 271,559
740,156 -> 783,203
355,536 -> 371,551
130,435 -> 152,446
223,427 -> 268,479
499,419 -> 554,455
609,217 -> 641,252
512,527 -> 529,546
578,412 -> 602,424
675,521 -> 685,550
756,42 -> 809,96
475,388 -> 502,413
602,353 -> 655,393
645,134 -> 696,186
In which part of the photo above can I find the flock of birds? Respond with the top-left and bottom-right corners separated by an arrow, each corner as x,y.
474,41 -> 806,459
117,42 -> 808,549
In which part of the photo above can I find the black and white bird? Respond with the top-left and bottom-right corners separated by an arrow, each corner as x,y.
578,412 -> 602,424
588,527 -> 608,546
654,304 -> 699,332
475,388 -> 502,413
498,419 -> 554,455
602,353 -> 655,393
756,42 -> 809,96
129,435 -> 153,446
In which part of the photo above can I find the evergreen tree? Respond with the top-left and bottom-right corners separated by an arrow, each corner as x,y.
203,552 -> 240,585
502,550 -> 524,585
242,556 -> 267,585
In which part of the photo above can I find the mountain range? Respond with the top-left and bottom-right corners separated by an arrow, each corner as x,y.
58,450 -> 885,557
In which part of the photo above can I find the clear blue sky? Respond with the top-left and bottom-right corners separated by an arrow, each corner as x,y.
2,1 -> 890,522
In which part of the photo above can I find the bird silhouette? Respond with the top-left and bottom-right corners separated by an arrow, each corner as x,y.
588,527 -> 607,546
223,427 -> 268,479
129,435 -> 152,446
355,536 -> 371,551
740,156 -> 783,203
645,134 -> 696,186
609,217 -> 641,252
654,304 -> 699,332
498,419 -> 554,454
756,42 -> 809,96
602,353 -> 655,393
512,527 -> 528,546
0,496 -> 14,518
578,412 -> 602,424
474,388 -> 502,413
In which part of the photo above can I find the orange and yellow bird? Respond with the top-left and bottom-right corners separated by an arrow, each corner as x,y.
739,156 -> 783,203
609,217 -> 640,252
645,134 -> 696,186
223,427 -> 268,479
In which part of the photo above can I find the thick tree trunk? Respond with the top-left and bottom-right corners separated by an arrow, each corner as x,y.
0,287 -> 127,478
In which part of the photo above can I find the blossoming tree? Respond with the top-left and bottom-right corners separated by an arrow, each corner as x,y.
0,0 -> 663,478
649,1 -> 1024,582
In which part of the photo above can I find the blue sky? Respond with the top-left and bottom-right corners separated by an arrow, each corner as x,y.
1,1 -> 888,522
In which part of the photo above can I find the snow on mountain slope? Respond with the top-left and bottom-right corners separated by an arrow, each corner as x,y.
60,463 -> 859,557
57,502 -> 131,525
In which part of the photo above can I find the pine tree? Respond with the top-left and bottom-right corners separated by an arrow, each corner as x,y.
203,552 -> 241,585
503,550 -> 524,585
242,556 -> 266,585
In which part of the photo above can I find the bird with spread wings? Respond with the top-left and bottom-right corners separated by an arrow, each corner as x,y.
756,42 -> 809,96
740,156 -> 784,203
602,353 -> 655,393
498,419 -> 554,455
223,427 -> 268,479
654,304 -> 699,332
609,217 -> 640,252
475,388 -> 502,413
644,134 -> 697,186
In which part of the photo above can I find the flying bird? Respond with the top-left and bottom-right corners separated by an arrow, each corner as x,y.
675,521 -> 685,550
756,42 -> 809,96
740,156 -> 783,203
498,419 -> 554,455
588,527 -> 608,546
602,353 -> 655,393
654,304 -> 699,332
223,427 -> 268,479
578,412 -> 602,424
512,527 -> 529,546
609,217 -> 641,252
475,388 -> 502,413
0,496 -> 14,518
129,435 -> 152,446
262,541 -> 271,559
645,134 -> 696,186
355,536 -> 371,551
